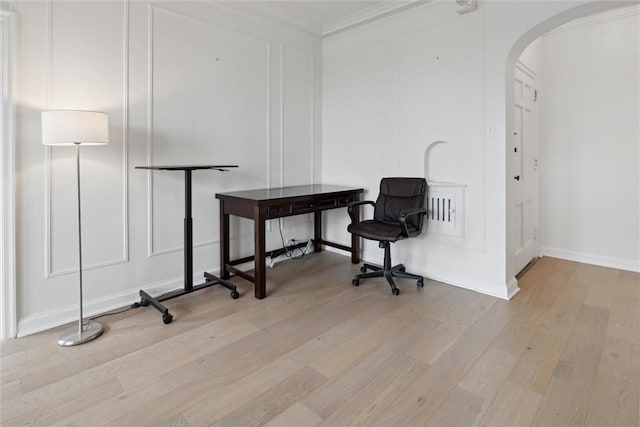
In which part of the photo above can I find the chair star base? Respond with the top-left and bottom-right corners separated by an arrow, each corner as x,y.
351,241 -> 424,295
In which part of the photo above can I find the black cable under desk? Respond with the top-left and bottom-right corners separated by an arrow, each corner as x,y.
135,165 -> 239,324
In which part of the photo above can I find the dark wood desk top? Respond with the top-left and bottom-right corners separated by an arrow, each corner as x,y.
216,184 -> 363,203
135,165 -> 238,171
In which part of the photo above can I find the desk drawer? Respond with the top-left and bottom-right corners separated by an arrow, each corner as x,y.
292,198 -> 337,214
337,196 -> 354,207
267,204 -> 292,218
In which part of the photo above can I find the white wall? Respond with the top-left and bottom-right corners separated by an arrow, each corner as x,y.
538,7 -> 640,271
12,0 -> 636,336
14,0 -> 321,336
322,0 -> 631,298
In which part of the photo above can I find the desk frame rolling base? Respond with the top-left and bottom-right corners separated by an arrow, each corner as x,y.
139,273 -> 238,324
135,165 -> 240,324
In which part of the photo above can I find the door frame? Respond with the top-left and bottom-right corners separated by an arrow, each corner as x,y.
1,9 -> 16,341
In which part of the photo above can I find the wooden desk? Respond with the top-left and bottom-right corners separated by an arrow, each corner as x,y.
216,185 -> 364,299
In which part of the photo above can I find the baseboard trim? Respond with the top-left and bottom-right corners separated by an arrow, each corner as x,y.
323,246 -> 518,300
540,247 -> 640,272
17,266 -> 220,338
418,266 -> 518,301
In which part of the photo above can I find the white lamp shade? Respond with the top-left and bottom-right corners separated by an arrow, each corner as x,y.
42,110 -> 109,146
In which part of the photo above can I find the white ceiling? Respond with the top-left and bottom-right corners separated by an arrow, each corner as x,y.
223,1 -> 425,36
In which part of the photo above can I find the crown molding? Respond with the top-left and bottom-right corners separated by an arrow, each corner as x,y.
218,1 -> 323,37
544,3 -> 639,36
216,1 -> 435,39
322,0 -> 432,37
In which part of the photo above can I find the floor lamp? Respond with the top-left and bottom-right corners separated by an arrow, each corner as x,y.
41,110 -> 109,346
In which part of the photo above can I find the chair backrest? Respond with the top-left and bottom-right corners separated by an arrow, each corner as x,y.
374,177 -> 427,230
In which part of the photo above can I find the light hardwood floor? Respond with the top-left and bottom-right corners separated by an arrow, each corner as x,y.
1,252 -> 638,426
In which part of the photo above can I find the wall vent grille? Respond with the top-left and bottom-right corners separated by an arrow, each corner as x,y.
426,181 -> 465,237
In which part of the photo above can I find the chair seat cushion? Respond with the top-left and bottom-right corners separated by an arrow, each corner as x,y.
348,220 -> 416,242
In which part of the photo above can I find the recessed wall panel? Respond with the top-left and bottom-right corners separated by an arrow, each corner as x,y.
282,48 -> 314,187
48,0 -> 127,274
150,7 -> 269,253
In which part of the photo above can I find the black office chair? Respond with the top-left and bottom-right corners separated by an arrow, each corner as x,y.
347,177 -> 427,295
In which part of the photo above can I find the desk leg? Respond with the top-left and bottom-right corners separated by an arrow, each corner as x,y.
351,203 -> 360,264
254,205 -> 266,299
184,170 -> 194,291
220,200 -> 230,280
314,211 -> 322,253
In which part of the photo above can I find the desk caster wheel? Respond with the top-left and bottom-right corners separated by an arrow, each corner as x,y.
360,266 -> 367,273
417,278 -> 424,288
162,313 -> 173,324
392,288 -> 400,296
231,290 -> 240,299
352,278 -> 359,286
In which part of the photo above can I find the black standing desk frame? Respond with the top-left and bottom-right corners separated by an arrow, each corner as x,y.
135,165 -> 239,324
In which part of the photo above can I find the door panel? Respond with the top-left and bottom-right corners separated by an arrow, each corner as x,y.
511,65 -> 539,274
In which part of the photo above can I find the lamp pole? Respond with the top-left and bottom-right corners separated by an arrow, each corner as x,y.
56,142 -> 103,346
75,142 -> 84,336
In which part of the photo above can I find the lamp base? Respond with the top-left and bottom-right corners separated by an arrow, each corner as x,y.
57,320 -> 103,346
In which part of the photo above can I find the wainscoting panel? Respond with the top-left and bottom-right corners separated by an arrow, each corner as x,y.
46,0 -> 129,276
147,5 -> 270,255
281,46 -> 315,230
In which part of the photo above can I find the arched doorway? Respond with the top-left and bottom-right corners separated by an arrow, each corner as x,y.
505,2 -> 639,280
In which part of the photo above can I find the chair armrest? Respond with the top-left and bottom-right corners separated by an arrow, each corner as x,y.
347,200 -> 375,224
399,207 -> 427,237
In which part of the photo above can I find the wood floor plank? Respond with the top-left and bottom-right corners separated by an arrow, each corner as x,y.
2,378 -> 124,426
508,279 -> 589,394
211,366 -> 326,426
585,336 -> 640,427
1,253 -> 637,426
304,316 -> 439,419
508,332 -> 566,394
13,295 -> 239,394
478,380 -> 542,427
117,320 -> 260,390
407,291 -> 495,365
317,354 -> 428,426
371,298 -> 518,426
612,274 -> 640,308
179,290 -> 388,426
606,304 -> 640,345
532,304 -> 610,426
491,259 -> 573,359
156,413 -> 192,427
427,386 -> 485,426
263,402 -> 322,427
101,353 -> 264,427
457,346 -> 519,424
309,295 -> 435,379
104,290 -> 387,426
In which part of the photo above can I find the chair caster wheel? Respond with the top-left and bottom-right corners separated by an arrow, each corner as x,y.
399,267 -> 406,272
360,266 -> 367,273
162,313 -> 173,324
231,290 -> 240,299
352,278 -> 359,286
417,279 -> 424,288
392,288 -> 400,296
140,298 -> 149,307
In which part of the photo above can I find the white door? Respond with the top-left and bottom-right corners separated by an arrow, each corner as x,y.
510,65 -> 539,274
